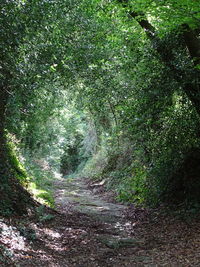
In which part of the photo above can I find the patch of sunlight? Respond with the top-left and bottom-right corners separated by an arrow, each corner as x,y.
43,228 -> 61,238
28,182 -> 38,194
67,190 -> 80,196
66,177 -> 74,182
58,189 -> 65,194
53,171 -> 62,179
96,206 -> 109,210
28,182 -> 53,206
114,222 -> 125,231
0,221 -> 26,250
114,221 -> 136,232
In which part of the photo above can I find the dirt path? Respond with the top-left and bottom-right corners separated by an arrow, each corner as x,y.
54,177 -> 126,223
2,176 -> 200,266
0,176 -> 147,266
52,177 -> 148,266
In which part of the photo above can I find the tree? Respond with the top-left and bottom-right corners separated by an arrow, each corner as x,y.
1,0 -> 200,214
0,0 -> 71,214
117,0 -> 200,114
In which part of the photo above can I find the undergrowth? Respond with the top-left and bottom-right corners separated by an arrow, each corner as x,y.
0,134 -> 32,216
7,134 -> 28,186
24,157 -> 55,208
5,135 -> 55,209
79,144 -> 148,205
80,134 -> 200,209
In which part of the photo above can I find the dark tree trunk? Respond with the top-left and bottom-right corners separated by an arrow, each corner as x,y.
182,24 -> 200,66
118,1 -> 200,115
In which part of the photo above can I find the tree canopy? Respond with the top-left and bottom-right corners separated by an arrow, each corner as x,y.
0,0 -> 200,214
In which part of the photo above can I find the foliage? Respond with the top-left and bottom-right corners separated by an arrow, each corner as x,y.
0,0 -> 200,214
6,134 -> 28,186
35,206 -> 55,222
24,156 -> 55,208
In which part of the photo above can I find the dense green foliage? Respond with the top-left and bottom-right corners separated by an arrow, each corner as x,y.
0,0 -> 200,214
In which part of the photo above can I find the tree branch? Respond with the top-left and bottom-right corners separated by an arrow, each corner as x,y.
129,11 -> 156,39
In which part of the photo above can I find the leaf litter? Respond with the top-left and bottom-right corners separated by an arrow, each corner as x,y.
1,177 -> 200,266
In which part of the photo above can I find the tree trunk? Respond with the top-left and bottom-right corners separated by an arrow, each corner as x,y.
182,24 -> 200,66
118,2 -> 200,115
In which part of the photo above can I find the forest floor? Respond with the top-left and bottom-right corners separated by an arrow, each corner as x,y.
1,176 -> 200,266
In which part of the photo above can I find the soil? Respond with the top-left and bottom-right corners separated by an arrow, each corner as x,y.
1,176 -> 200,266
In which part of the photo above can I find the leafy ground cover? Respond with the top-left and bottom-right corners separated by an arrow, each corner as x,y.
1,176 -> 200,266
